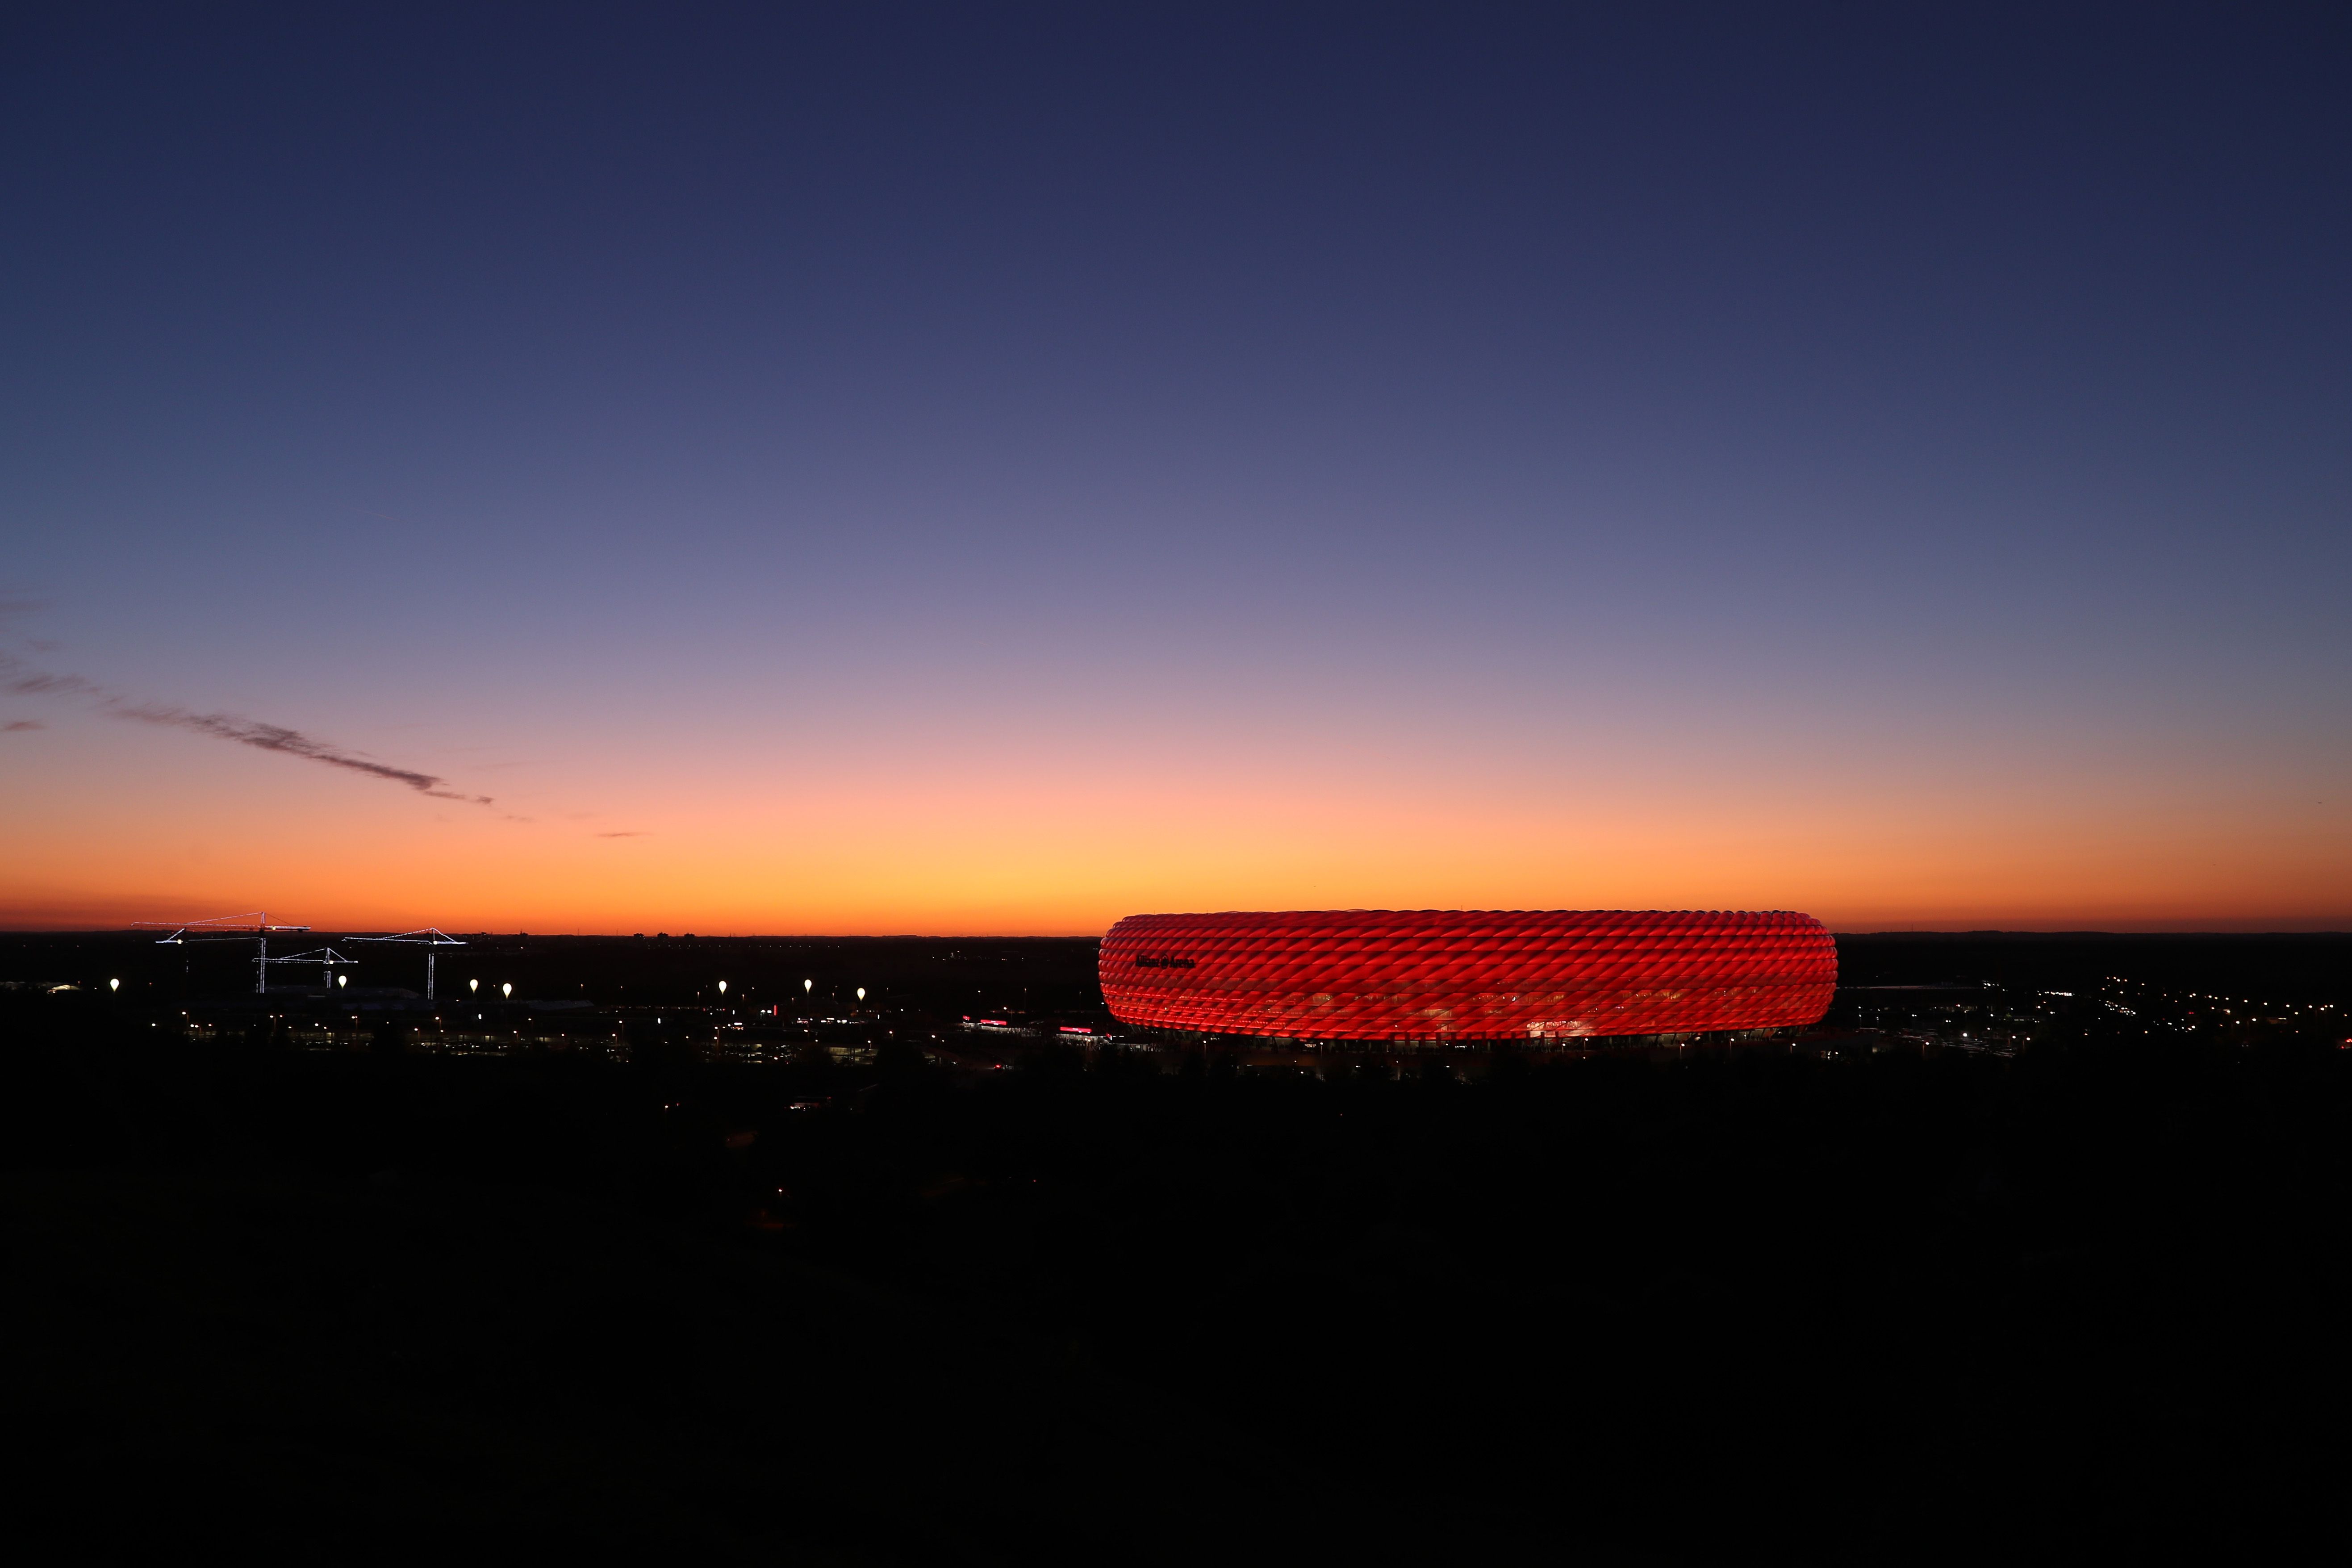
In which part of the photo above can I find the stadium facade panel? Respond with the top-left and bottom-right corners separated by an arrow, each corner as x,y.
1100,909 -> 1836,1041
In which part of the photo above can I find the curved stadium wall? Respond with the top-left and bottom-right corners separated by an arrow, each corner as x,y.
1099,909 -> 1836,1042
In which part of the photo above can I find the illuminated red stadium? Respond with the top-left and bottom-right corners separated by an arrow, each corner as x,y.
1100,909 -> 1836,1041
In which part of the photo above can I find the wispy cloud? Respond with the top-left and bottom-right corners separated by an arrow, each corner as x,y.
1,652 -> 495,807
595,830 -> 649,838
6,669 -> 100,697
3,719 -> 42,732
111,704 -> 495,803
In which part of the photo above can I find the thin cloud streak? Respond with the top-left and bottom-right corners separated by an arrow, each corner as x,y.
6,669 -> 100,697
111,704 -> 495,804
2,652 -> 494,806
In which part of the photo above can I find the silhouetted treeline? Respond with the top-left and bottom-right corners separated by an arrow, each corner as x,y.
0,932 -> 1109,1017
18,928 -> 2350,1016
1836,930 -> 2352,1001
2,986 -> 2347,1559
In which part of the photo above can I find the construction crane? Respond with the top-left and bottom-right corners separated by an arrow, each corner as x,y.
351,928 -> 466,999
135,912 -> 312,994
261,946 -> 362,993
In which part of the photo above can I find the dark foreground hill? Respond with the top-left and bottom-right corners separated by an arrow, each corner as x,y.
2,981 -> 2348,1560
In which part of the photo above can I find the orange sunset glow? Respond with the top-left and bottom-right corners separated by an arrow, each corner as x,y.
5,697 -> 2343,932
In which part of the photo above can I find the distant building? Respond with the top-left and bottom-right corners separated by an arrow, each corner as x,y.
1100,909 -> 1836,1042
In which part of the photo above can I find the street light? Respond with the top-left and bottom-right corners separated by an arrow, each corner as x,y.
856,987 -> 867,1002
803,978 -> 813,994
337,974 -> 347,989
501,982 -> 513,998
469,979 -> 479,994
109,978 -> 120,992
718,979 -> 728,995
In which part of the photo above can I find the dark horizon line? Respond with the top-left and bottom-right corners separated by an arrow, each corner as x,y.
6,926 -> 2350,941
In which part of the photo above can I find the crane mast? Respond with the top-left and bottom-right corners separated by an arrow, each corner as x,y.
351,928 -> 467,999
134,912 -> 312,993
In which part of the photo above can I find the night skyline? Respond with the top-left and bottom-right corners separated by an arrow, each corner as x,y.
5,4 -> 2348,932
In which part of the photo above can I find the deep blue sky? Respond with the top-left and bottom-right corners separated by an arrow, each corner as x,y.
4,4 -> 2348,930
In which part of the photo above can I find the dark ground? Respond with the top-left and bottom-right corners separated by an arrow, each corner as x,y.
2,932 -> 2348,1560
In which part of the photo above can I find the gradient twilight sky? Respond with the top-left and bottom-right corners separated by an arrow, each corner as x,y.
4,4 -> 2348,933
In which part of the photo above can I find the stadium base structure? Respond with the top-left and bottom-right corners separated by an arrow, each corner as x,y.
1100,909 -> 1836,1043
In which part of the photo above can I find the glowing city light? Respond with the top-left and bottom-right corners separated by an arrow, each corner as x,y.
469,979 -> 479,993
856,987 -> 867,1002
501,982 -> 513,998
109,978 -> 120,991
718,979 -> 727,995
